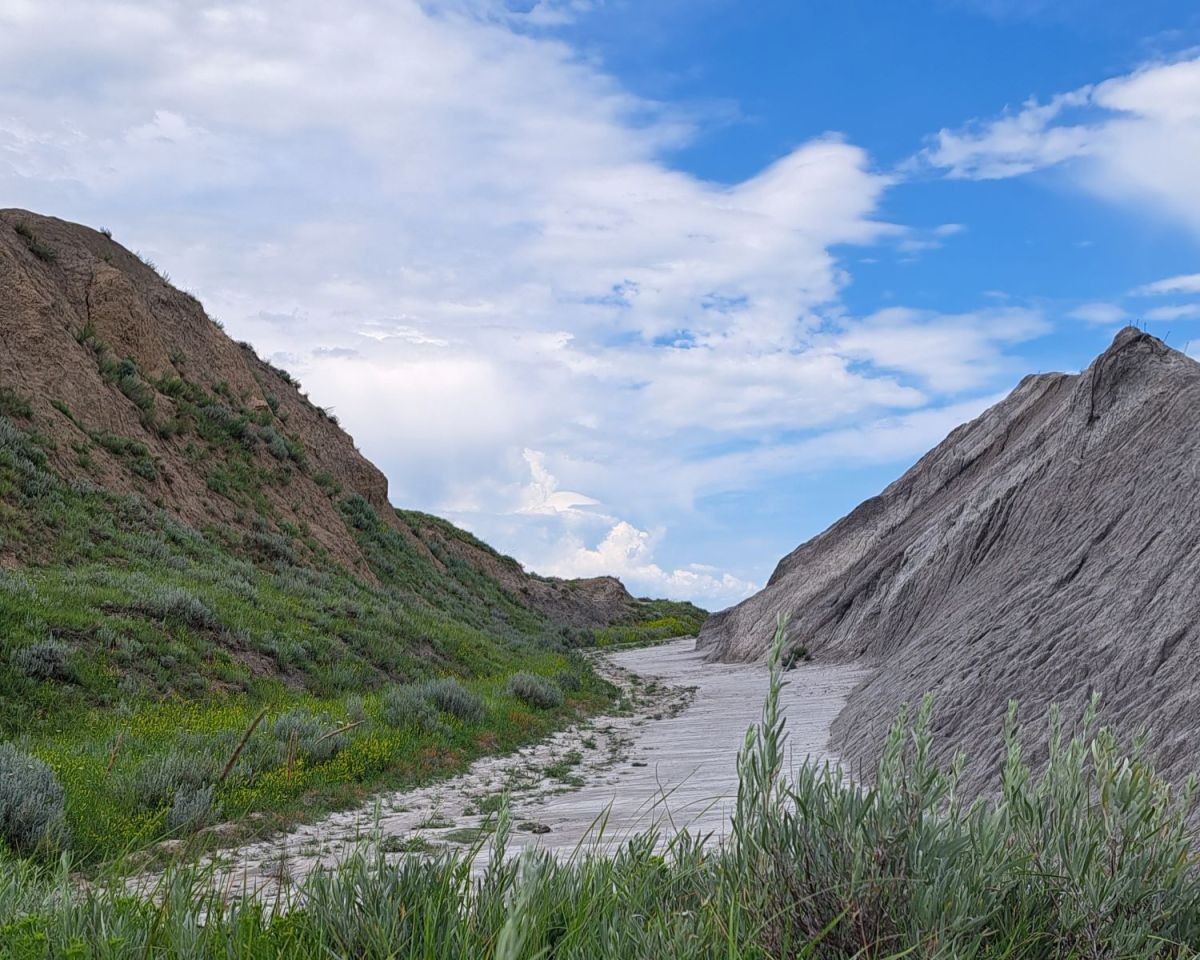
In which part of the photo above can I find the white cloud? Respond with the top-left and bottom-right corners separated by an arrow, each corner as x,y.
895,221 -> 968,256
0,0 -> 1046,604
922,89 -> 1094,179
830,306 -> 1047,392
518,449 -> 600,515
1144,304 -> 1200,321
530,518 -> 759,605
922,57 -> 1200,236
1132,273 -> 1200,296
1069,302 -> 1127,325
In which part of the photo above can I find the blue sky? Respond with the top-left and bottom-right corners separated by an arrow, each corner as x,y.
2,0 -> 1199,607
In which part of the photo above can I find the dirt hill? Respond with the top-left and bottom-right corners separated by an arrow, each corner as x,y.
0,209 -> 656,629
700,327 -> 1200,791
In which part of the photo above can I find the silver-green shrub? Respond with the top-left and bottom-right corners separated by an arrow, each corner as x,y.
506,673 -> 563,709
11,638 -> 75,683
0,743 -> 68,854
729,623 -> 1200,958
380,684 -> 444,734
418,678 -> 484,723
125,749 -> 216,813
166,784 -> 219,834
271,710 -> 346,764
136,586 -> 218,630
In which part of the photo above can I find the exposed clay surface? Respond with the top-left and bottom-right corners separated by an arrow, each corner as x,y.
180,639 -> 864,903
700,328 -> 1200,794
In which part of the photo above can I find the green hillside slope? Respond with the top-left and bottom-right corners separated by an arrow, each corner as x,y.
0,211 -> 705,865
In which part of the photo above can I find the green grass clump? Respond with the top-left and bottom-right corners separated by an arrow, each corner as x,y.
13,221 -> 56,262
506,672 -> 563,709
0,388 -> 32,420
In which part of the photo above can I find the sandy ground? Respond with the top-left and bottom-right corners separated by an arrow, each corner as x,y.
178,638 -> 867,904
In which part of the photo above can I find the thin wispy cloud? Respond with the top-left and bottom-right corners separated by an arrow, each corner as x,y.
922,56 -> 1200,238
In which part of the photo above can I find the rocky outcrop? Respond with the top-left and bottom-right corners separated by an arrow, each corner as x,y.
700,328 -> 1200,790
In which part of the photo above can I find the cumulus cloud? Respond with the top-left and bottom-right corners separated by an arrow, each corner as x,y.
510,469 -> 761,603
518,449 -> 600,516
922,57 -> 1200,237
541,520 -> 759,603
0,0 -> 1046,606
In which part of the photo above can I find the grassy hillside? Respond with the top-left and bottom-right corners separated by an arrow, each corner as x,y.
0,404 -> 704,865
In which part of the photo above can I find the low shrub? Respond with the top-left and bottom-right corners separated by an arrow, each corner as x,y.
166,784 -> 219,834
553,669 -> 583,693
135,586 -> 219,630
0,743 -> 68,854
506,672 -> 563,709
125,749 -> 217,814
345,695 -> 367,724
419,677 -> 485,723
380,685 -> 444,734
12,638 -> 76,684
271,710 -> 347,765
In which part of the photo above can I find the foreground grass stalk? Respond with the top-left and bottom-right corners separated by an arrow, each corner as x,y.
218,708 -> 268,785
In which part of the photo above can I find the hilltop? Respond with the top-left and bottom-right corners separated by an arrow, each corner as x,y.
701,327 -> 1200,792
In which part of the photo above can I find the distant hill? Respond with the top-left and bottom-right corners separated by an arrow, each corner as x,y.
700,328 -> 1200,792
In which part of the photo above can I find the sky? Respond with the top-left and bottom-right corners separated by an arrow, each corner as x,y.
2,0 -> 1199,609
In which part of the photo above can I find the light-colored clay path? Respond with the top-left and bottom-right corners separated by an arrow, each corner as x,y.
187,638 -> 867,903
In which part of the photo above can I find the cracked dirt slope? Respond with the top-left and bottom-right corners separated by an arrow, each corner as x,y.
700,327 -> 1200,791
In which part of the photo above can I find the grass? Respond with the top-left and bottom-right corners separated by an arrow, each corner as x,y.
0,410 -> 699,868
13,221 -> 56,262
2,623 -> 1200,957
0,388 -> 32,421
592,599 -> 708,648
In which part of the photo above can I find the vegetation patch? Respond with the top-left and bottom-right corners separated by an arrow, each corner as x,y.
0,743 -> 68,855
0,403 -> 700,868
0,411 -> 632,866
0,387 -> 32,421
4,630 -> 1197,957
13,221 -> 56,262
507,672 -> 564,709
592,602 -> 707,647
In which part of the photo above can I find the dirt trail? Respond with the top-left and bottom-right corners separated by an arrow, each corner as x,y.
187,639 -> 866,903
